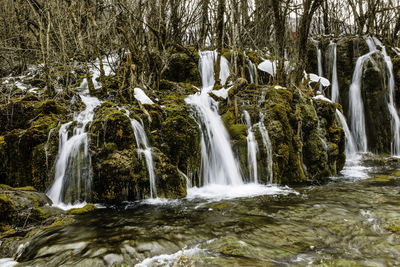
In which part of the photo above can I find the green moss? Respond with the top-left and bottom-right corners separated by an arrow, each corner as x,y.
14,186 -> 36,191
36,207 -> 54,220
387,224 -> 400,235
90,104 -> 134,150
0,194 -> 15,222
228,124 -> 247,140
68,204 -> 97,215
43,217 -> 75,230
162,52 -> 201,85
246,51 -> 263,66
34,100 -> 67,116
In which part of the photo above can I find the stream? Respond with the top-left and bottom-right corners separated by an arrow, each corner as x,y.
6,157 -> 400,266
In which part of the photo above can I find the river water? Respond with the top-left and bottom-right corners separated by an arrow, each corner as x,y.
9,157 -> 400,266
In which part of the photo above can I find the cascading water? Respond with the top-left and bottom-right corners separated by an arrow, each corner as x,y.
245,52 -> 258,84
370,37 -> 400,156
47,93 -> 101,207
317,46 -> 323,93
125,112 -> 157,198
257,113 -> 274,183
185,51 -> 243,186
336,109 -> 357,158
348,51 -> 373,152
243,110 -> 258,183
330,41 -> 339,103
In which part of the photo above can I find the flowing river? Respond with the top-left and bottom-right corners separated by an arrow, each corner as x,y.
7,157 -> 400,266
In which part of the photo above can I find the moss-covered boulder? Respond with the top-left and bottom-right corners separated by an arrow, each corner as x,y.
219,83 -> 345,185
392,57 -> 400,112
0,97 -> 66,190
162,48 -> 201,85
89,97 -> 191,203
90,103 -> 134,150
361,52 -> 392,153
308,36 -> 396,154
0,185 -> 54,227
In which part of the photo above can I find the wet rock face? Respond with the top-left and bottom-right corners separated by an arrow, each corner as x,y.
393,57 -> 400,111
362,53 -> 392,153
221,84 -> 345,184
0,97 -> 69,191
0,185 -> 52,227
88,91 -> 195,203
308,36 -> 396,154
162,48 -> 201,86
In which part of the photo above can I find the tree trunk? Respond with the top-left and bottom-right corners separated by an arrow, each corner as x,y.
214,0 -> 225,86
271,0 -> 285,84
199,0 -> 209,48
295,0 -> 324,84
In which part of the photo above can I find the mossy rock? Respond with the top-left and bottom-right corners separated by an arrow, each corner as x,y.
90,103 -> 134,150
160,112 -> 201,173
153,150 -> 187,199
361,53 -> 392,153
0,113 -> 60,189
68,204 -> 97,215
91,147 -> 149,203
34,99 -> 67,116
0,185 -> 53,226
162,52 -> 201,85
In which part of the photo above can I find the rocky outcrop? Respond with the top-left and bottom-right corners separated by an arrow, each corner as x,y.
220,82 -> 345,184
0,184 -> 97,259
308,36 -> 394,154
88,82 -> 201,203
361,53 -> 392,153
0,96 -> 73,190
0,42 -> 352,204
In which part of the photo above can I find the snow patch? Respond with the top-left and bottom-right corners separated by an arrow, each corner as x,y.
134,88 -> 155,105
211,86 -> 232,99
305,72 -> 330,87
258,60 -> 276,76
313,95 -> 332,103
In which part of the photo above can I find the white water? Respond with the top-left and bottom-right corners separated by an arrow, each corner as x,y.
47,93 -> 101,208
186,184 -> 297,201
246,53 -> 258,84
185,51 -> 243,186
317,47 -> 323,93
330,41 -> 339,103
370,37 -> 400,156
243,110 -> 258,183
135,246 -> 205,267
336,109 -> 357,158
44,127 -> 56,170
127,116 -> 157,198
348,50 -> 373,152
257,113 -> 274,183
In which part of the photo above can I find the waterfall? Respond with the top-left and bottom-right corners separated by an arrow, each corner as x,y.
330,41 -> 339,103
245,52 -> 258,84
243,110 -> 258,183
127,115 -> 157,198
44,127 -> 56,171
47,94 -> 101,207
185,51 -> 243,186
257,113 -> 274,183
370,37 -> 400,156
348,51 -> 373,152
336,109 -> 357,158
317,46 -> 323,93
